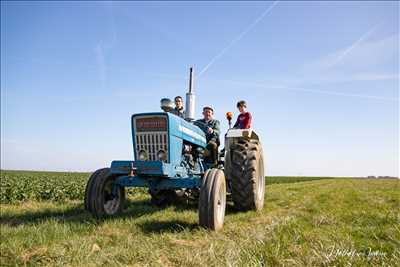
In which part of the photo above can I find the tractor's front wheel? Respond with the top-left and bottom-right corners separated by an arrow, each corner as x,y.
198,168 -> 226,231
84,168 -> 125,218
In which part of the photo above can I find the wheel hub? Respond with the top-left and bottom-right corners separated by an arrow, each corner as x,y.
103,181 -> 120,215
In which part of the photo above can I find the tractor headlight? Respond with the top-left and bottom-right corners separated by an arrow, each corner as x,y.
157,150 -> 166,161
138,150 -> 148,161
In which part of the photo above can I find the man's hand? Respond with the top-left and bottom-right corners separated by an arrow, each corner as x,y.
207,127 -> 214,134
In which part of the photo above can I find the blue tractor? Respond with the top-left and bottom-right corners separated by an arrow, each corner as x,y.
84,68 -> 265,231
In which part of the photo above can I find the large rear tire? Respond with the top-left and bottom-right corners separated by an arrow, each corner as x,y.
84,168 -> 125,217
198,168 -> 226,231
229,139 -> 265,211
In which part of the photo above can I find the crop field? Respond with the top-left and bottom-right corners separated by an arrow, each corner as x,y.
0,170 -> 334,204
0,170 -> 399,266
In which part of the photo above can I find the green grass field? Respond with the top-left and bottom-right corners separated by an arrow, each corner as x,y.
0,171 -> 399,266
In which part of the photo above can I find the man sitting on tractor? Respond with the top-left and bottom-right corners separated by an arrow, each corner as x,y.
194,106 -> 220,165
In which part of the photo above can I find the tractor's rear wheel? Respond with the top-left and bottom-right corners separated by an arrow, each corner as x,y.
229,139 -> 265,211
198,168 -> 226,231
84,168 -> 125,217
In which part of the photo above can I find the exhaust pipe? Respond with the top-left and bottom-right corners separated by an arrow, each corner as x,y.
185,67 -> 195,121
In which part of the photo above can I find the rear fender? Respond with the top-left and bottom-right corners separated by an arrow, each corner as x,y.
224,129 -> 261,167
225,129 -> 259,140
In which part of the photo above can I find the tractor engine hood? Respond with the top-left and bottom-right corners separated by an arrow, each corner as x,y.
131,112 -> 207,147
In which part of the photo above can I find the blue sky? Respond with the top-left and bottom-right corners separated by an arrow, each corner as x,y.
1,1 -> 398,176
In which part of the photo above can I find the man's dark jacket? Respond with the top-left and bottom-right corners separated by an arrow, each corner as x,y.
171,107 -> 185,118
194,119 -> 221,145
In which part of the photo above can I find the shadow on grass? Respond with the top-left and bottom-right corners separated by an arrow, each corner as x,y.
1,198 -> 242,233
137,219 -> 199,233
0,199 -> 160,227
0,205 -> 87,227
134,199 -> 243,233
168,198 -> 242,215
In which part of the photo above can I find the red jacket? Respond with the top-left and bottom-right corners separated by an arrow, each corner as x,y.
234,112 -> 252,129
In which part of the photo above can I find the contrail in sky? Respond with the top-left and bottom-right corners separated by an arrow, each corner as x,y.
282,86 -> 398,102
125,70 -> 398,102
203,78 -> 399,102
328,22 -> 382,68
94,43 -> 107,87
198,1 -> 280,77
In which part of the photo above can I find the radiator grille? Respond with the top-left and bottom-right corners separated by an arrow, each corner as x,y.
135,132 -> 168,162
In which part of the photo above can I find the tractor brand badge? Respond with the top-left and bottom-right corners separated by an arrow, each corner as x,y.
136,117 -> 167,132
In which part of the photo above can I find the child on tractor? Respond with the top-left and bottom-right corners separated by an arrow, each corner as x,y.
233,100 -> 252,129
